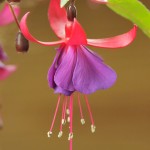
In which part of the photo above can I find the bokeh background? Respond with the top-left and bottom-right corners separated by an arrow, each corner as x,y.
0,0 -> 150,150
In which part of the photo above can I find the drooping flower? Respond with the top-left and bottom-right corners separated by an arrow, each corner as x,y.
0,45 -> 16,130
0,45 -> 16,81
19,0 -> 137,149
0,1 -> 19,130
0,2 -> 18,79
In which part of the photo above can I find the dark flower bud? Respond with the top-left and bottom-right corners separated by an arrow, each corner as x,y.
16,31 -> 29,53
67,4 -> 77,22
0,0 -> 5,3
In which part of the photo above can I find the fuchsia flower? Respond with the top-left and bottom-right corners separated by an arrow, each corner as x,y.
0,3 -> 19,80
0,45 -> 16,129
19,0 -> 137,149
0,2 -> 19,130
0,3 -> 20,26
0,45 -> 16,80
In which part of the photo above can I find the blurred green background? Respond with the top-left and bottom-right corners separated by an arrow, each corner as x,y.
0,0 -> 150,150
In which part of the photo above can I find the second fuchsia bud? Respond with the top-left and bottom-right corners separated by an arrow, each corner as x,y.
16,31 -> 29,53
67,4 -> 77,21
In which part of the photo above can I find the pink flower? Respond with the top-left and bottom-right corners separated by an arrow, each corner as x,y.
0,3 -> 18,80
0,3 -> 20,26
19,0 -> 137,149
0,45 -> 16,80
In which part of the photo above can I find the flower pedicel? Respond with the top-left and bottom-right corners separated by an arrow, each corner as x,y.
19,0 -> 137,149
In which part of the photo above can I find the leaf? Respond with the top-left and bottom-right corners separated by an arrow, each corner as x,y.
60,0 -> 69,8
107,0 -> 150,38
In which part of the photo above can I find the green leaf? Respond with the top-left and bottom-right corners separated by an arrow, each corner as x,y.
60,0 -> 69,8
107,0 -> 150,38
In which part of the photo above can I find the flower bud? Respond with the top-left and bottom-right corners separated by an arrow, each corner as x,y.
67,4 -> 77,21
16,31 -> 29,53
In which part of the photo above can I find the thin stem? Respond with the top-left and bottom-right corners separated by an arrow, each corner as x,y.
69,95 -> 73,133
84,95 -> 94,125
78,93 -> 85,125
7,2 -> 20,30
78,94 -> 84,119
70,0 -> 75,4
69,95 -> 73,150
58,96 -> 66,138
70,139 -> 73,150
59,97 -> 66,131
63,97 -> 68,122
49,94 -> 61,132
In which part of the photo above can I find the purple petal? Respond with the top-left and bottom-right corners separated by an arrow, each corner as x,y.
47,49 -> 62,88
0,62 -> 16,80
0,4 -> 20,26
54,86 -> 74,96
73,46 -> 117,94
0,45 -> 7,61
54,45 -> 77,91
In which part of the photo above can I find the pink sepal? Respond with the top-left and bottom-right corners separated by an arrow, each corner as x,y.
48,0 -> 67,39
87,25 -> 137,48
20,13 -> 65,46
0,65 -> 16,80
67,19 -> 87,45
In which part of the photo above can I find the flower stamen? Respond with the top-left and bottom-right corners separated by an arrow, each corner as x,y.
47,94 -> 95,150
62,97 -> 68,125
69,95 -> 73,150
47,94 -> 61,138
78,93 -> 85,125
84,95 -> 96,133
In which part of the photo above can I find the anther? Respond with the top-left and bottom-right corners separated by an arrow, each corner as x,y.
62,119 -> 66,125
80,118 -> 85,125
47,131 -> 52,138
58,131 -> 63,138
91,125 -> 96,133
68,132 -> 73,140
66,109 -> 70,115
16,31 -> 29,53
67,116 -> 70,123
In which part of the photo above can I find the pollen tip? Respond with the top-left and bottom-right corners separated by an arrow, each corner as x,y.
66,109 -> 70,115
62,119 -> 66,125
68,132 -> 73,140
58,131 -> 63,138
67,117 -> 70,123
91,125 -> 96,133
47,131 -> 52,138
80,118 -> 85,125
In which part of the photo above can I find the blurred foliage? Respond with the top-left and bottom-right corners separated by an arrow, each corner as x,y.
107,0 -> 150,38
